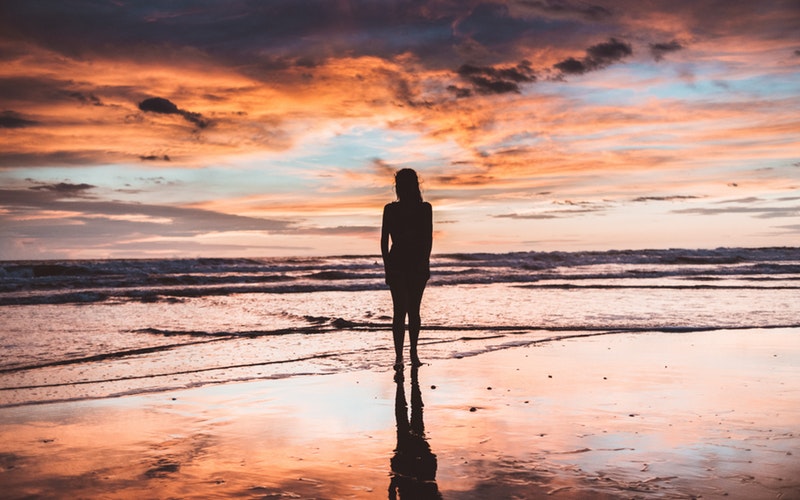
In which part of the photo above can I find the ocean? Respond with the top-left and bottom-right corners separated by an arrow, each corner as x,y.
1,247 -> 798,408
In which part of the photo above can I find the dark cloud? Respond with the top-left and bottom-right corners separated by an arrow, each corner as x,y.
456,61 -> 536,95
553,57 -> 588,75
466,77 -> 518,94
446,85 -> 473,98
0,150 -> 127,168
1,0 -> 795,82
0,1 -> 462,74
0,76 -> 66,102
672,205 -> 799,218
29,182 -> 96,198
452,2 -> 617,66
632,195 -> 701,202
458,62 -> 536,83
69,91 -> 103,106
388,74 -> 431,107
0,76 -> 131,109
432,174 -> 494,185
138,97 -> 180,114
517,0 -> 613,21
0,110 -> 37,128
554,37 -> 632,75
140,155 -> 171,162
494,212 -> 559,219
718,197 -> 761,204
553,199 -> 597,206
138,97 -> 209,129
650,40 -> 684,61
587,37 -> 632,62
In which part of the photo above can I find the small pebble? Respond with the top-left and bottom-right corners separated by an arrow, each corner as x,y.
469,407 -> 477,412
431,385 -> 436,390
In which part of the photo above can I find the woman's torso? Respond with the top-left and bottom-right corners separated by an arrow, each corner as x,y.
385,201 -> 431,275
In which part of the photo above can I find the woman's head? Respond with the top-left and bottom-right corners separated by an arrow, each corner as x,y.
394,168 -> 423,203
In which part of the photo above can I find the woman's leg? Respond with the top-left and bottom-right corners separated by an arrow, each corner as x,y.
407,277 -> 427,366
390,280 -> 408,368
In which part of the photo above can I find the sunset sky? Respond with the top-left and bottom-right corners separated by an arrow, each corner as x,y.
1,1 -> 798,259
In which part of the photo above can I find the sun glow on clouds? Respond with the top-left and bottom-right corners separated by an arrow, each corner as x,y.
0,0 -> 798,259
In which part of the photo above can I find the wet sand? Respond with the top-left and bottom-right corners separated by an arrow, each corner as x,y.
1,327 -> 798,499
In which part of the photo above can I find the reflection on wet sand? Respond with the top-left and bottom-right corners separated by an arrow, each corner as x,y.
389,367 -> 442,499
0,329 -> 797,498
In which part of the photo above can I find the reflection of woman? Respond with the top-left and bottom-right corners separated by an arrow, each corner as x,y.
389,367 -> 441,499
381,169 -> 433,370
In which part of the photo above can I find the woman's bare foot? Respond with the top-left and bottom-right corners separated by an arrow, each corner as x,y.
393,358 -> 404,370
410,354 -> 423,367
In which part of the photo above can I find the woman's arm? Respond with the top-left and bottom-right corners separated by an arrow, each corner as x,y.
423,202 -> 433,259
381,204 -> 391,268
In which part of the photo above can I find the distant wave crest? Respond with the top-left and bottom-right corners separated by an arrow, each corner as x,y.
1,247 -> 797,306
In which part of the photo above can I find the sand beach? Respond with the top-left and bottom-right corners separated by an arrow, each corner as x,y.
2,1 -> 798,497
1,326 -> 798,499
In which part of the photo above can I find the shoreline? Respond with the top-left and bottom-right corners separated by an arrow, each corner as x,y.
1,327 -> 798,498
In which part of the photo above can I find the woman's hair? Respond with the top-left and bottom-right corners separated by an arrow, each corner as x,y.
394,168 -> 423,203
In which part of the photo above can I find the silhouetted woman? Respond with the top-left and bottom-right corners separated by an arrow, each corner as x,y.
381,168 -> 432,370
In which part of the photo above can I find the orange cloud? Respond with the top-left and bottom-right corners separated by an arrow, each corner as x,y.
1,0 -> 798,257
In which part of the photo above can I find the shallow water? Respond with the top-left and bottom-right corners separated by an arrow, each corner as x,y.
1,247 -> 799,407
